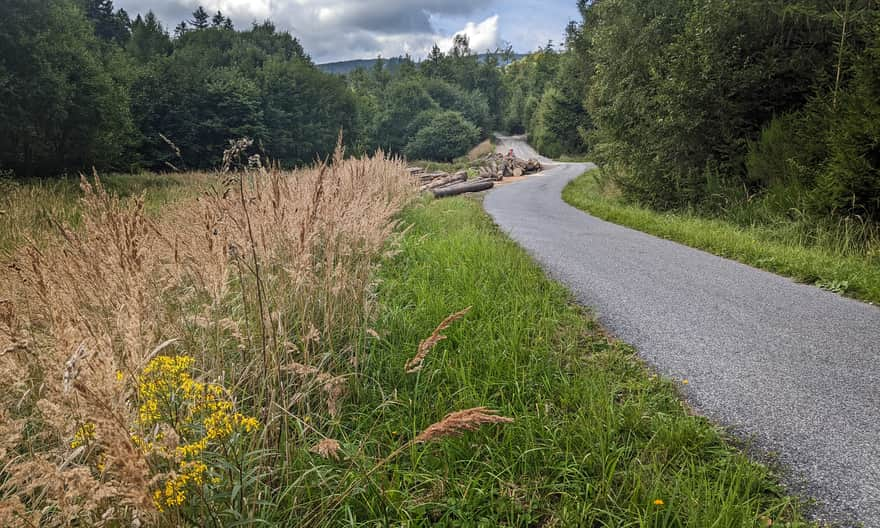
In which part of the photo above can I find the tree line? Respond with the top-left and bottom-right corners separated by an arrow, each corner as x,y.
0,1 -> 510,177
505,0 -> 880,225
344,37 -> 509,162
0,0 -> 356,176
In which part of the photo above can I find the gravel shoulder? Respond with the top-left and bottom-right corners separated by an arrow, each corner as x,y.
484,138 -> 880,527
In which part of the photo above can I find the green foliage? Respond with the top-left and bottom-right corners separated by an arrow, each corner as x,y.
746,112 -> 825,191
344,40 -> 510,159
526,0 -> 880,240
258,58 -> 355,166
501,46 -> 561,135
0,2 -> 351,174
78,0 -> 131,44
404,111 -> 480,162
816,24 -> 880,220
0,0 -> 135,176
1,2 -> 510,174
373,78 -> 438,153
127,12 -> 172,62
502,23 -> 592,158
423,78 -> 491,134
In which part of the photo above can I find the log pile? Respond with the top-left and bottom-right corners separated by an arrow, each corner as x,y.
477,153 -> 542,181
432,178 -> 494,198
409,153 -> 543,199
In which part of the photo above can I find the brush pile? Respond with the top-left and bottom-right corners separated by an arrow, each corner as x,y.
409,153 -> 543,198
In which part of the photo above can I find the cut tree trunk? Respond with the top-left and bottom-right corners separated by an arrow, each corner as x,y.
420,172 -> 466,191
432,178 -> 494,198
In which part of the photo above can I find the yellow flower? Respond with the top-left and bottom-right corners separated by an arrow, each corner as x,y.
177,437 -> 209,458
653,499 -> 664,506
682,379 -> 689,385
116,370 -> 124,382
136,354 -> 259,511
70,422 -> 95,449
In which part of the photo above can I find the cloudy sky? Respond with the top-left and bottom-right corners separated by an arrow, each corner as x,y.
113,0 -> 581,63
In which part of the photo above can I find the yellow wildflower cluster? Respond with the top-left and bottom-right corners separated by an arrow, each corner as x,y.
135,355 -> 260,512
152,461 -> 208,511
137,355 -> 195,427
70,422 -> 95,449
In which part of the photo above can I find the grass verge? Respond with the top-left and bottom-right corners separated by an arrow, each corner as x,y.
348,196 -> 810,526
563,173 -> 880,305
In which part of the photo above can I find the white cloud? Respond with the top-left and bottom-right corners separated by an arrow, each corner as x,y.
199,0 -> 272,21
114,0 -> 503,62
437,15 -> 500,54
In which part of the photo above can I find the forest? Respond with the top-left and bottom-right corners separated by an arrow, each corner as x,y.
506,0 -> 879,233
1,0 -> 878,231
0,0 -> 508,175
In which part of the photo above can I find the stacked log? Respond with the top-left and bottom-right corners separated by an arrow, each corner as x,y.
477,153 -> 542,181
418,172 -> 448,185
421,171 -> 467,191
407,152 -> 541,198
411,169 -> 494,198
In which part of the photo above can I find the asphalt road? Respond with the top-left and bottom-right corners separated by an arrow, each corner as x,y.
485,136 -> 880,527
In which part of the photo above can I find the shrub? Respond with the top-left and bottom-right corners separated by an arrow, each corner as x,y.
405,111 -> 480,162
815,34 -> 880,221
746,110 -> 827,190
424,79 -> 491,135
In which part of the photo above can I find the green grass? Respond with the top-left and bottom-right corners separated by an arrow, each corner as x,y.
315,197 -> 811,526
563,173 -> 880,305
0,172 -> 209,253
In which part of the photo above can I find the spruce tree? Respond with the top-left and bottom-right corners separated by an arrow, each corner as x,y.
190,6 -> 209,30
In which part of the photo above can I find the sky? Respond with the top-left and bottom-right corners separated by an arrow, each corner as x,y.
112,0 -> 581,63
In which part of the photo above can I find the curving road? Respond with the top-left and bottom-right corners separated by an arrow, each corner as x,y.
485,136 -> 880,527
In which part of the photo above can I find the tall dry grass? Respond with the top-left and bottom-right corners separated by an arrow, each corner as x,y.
0,145 -> 421,526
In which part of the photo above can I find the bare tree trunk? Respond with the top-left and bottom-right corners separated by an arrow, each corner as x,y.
833,0 -> 851,109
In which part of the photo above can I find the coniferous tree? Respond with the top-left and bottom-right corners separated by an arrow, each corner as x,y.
79,0 -> 130,43
174,21 -> 188,38
190,6 -> 209,30
211,11 -> 226,28
128,12 -> 171,62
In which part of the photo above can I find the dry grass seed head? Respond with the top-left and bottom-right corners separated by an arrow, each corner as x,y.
0,151 -> 415,524
405,307 -> 471,374
309,438 -> 342,461
415,407 -> 514,444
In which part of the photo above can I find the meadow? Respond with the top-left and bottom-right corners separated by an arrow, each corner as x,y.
1,163 -> 812,526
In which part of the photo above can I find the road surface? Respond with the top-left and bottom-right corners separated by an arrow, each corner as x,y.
485,136 -> 880,527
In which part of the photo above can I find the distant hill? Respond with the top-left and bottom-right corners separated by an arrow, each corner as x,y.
318,53 -> 528,75
318,57 -> 406,75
